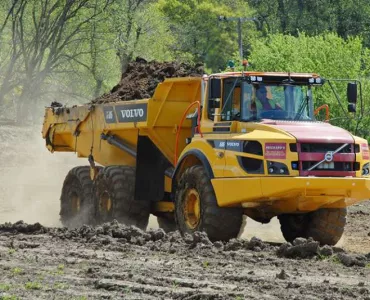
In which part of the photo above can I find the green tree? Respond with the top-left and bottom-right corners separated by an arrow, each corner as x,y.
157,0 -> 256,71
0,0 -> 112,122
248,0 -> 370,46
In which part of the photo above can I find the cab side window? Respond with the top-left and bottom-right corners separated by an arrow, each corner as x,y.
222,78 -> 241,121
207,78 -> 221,120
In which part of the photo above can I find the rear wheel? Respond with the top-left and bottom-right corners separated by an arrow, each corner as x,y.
60,166 -> 96,228
93,166 -> 150,230
278,208 -> 347,245
174,165 -> 244,242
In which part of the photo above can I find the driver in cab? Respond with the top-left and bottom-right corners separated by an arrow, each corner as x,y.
255,85 -> 282,111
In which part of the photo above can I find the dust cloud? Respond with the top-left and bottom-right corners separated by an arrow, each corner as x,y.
0,125 -> 81,226
0,124 -> 285,243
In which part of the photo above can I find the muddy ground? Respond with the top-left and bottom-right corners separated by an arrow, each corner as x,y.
0,125 -> 369,299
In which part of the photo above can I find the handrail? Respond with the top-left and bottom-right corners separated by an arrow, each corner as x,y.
314,104 -> 330,121
174,101 -> 203,166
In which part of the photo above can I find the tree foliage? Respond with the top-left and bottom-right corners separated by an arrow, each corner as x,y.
157,0 -> 256,71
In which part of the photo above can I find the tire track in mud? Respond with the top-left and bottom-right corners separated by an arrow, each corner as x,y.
0,221 -> 369,300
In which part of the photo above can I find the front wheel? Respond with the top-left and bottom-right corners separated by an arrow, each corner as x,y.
278,208 -> 347,246
174,165 -> 244,242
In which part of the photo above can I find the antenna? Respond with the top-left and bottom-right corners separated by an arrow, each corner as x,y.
218,16 -> 258,62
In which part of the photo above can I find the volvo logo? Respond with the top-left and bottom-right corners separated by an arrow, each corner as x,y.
324,151 -> 334,162
307,143 -> 349,171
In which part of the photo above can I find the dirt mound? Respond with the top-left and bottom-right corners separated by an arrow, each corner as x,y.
0,220 -> 46,234
91,57 -> 204,104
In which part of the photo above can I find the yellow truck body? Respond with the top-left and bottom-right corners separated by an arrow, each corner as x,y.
42,71 -> 370,244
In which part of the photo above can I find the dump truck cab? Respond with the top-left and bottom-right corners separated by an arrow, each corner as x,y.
172,71 -> 369,243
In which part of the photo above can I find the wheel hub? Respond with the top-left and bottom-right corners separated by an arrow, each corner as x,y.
184,188 -> 200,229
99,191 -> 112,213
71,193 -> 81,214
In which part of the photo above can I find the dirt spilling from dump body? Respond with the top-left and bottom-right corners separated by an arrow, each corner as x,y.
91,57 -> 204,104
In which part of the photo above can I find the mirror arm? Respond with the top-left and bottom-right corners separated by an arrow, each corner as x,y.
326,79 -> 347,115
358,80 -> 363,118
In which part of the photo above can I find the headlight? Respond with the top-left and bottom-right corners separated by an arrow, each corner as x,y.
267,161 -> 289,175
362,163 -> 369,175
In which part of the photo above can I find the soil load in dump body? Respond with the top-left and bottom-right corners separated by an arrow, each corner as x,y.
91,57 -> 204,104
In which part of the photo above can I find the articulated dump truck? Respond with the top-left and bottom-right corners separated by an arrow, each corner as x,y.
42,71 -> 370,245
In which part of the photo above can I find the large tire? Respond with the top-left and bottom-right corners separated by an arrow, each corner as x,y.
174,165 -> 244,242
306,208 -> 347,246
238,215 -> 247,238
278,213 -> 309,243
278,208 -> 347,246
60,166 -> 95,228
93,166 -> 150,230
157,215 -> 177,233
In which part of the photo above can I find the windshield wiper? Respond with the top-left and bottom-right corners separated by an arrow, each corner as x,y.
294,96 -> 309,120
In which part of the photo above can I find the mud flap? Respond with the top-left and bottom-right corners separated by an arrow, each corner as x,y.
134,136 -> 172,204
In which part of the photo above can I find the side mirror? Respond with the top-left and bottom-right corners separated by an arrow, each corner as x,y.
347,82 -> 357,104
209,78 -> 221,99
348,103 -> 356,113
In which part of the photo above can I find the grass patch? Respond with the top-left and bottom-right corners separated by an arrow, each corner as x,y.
25,281 -> 42,290
0,283 -> 11,291
53,282 -> 68,289
202,261 -> 210,268
330,255 -> 341,264
7,249 -> 15,255
56,264 -> 64,274
11,268 -> 23,276
317,253 -> 331,261
0,295 -> 18,300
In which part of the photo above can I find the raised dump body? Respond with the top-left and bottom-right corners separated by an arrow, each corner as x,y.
42,70 -> 370,245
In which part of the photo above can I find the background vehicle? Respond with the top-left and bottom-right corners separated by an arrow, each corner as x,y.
42,71 -> 370,245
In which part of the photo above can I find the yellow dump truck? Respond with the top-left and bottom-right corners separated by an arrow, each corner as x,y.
42,71 -> 370,245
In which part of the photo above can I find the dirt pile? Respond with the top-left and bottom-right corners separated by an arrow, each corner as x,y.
91,57 -> 204,104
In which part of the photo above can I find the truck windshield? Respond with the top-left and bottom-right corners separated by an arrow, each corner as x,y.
240,82 -> 312,121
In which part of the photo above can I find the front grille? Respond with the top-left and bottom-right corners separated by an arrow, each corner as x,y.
300,143 -> 352,153
302,161 -> 353,172
298,143 -> 355,177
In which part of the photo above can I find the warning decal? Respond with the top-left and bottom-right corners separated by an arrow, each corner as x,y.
264,143 -> 287,159
362,143 -> 369,160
